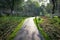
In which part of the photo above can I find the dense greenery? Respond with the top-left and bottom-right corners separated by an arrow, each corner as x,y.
0,0 -> 24,16
0,0 -> 60,40
34,16 -> 60,40
34,17 -> 50,40
0,16 -> 25,40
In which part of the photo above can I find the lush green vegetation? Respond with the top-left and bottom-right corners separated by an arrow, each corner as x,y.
34,16 -> 60,40
0,16 -> 25,40
34,17 -> 50,40
46,16 -> 60,40
0,0 -> 60,40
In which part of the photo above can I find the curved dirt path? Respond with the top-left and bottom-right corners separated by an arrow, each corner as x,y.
14,17 -> 44,40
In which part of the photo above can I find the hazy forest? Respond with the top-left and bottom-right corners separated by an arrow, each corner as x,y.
0,0 -> 60,40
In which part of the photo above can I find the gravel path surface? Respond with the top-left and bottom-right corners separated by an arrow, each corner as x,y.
14,17 -> 44,40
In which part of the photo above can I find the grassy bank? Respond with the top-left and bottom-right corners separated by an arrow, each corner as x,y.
34,17 -> 50,40
40,16 -> 60,40
0,16 -> 26,40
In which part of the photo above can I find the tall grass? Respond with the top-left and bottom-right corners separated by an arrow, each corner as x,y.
0,16 -> 25,40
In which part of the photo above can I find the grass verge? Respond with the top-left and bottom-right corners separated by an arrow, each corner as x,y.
34,17 -> 50,40
6,17 -> 25,40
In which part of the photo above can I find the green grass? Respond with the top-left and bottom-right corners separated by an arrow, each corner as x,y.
34,17 -> 50,40
7,18 -> 25,40
0,16 -> 26,40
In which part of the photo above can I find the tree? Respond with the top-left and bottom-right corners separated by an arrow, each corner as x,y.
0,0 -> 24,16
50,0 -> 60,17
51,0 -> 56,14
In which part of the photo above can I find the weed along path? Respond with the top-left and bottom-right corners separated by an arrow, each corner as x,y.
14,17 -> 44,40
